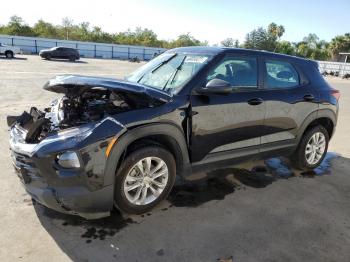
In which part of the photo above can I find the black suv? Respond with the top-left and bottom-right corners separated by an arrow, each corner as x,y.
8,47 -> 339,218
39,46 -> 80,61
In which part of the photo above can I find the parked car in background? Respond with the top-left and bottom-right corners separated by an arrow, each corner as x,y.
39,47 -> 80,61
8,47 -> 339,218
0,43 -> 21,58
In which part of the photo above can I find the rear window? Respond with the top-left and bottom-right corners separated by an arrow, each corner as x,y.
265,60 -> 299,89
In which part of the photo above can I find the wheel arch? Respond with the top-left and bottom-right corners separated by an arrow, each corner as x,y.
298,109 -> 336,143
103,123 -> 190,187
5,50 -> 14,56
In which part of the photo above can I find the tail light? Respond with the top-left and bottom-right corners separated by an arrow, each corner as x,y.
331,89 -> 340,100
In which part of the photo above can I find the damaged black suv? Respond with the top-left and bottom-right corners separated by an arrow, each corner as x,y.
8,47 -> 339,218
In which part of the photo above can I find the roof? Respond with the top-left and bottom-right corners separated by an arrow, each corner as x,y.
168,46 -> 224,55
167,46 -> 311,63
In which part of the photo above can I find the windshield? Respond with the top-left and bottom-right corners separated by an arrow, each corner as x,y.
126,53 -> 211,94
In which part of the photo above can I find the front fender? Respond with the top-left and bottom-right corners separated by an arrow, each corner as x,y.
103,123 -> 190,187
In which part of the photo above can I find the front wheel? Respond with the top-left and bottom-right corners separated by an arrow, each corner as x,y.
292,125 -> 329,170
114,146 -> 176,214
5,51 -> 14,59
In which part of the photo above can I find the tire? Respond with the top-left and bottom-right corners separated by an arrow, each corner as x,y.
291,125 -> 329,170
45,54 -> 51,60
69,56 -> 76,61
5,51 -> 14,59
114,146 -> 176,214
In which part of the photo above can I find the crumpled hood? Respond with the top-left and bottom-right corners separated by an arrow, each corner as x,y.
43,75 -> 172,102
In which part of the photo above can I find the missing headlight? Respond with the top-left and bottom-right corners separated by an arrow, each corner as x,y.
57,151 -> 81,168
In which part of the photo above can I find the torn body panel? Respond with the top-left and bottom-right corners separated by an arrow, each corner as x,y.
7,75 -> 174,219
8,75 -> 168,143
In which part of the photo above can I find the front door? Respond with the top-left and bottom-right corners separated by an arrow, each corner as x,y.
190,55 -> 266,162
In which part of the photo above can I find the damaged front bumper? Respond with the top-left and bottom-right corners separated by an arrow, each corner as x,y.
9,117 -> 126,219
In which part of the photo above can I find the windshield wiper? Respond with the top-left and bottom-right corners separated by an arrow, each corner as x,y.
163,55 -> 187,90
151,53 -> 177,73
137,53 -> 177,84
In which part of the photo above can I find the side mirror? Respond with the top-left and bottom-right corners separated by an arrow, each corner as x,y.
197,78 -> 232,94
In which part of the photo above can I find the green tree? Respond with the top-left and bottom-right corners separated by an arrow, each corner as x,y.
328,33 -> 350,60
244,23 -> 285,51
268,23 -> 285,51
276,41 -> 295,55
62,17 -> 73,40
167,33 -> 205,48
76,22 -> 91,41
2,15 -> 34,36
0,15 -> 344,61
295,34 -> 330,60
220,38 -> 234,47
134,27 -> 160,47
220,38 -> 239,47
244,27 -> 272,50
33,19 -> 59,38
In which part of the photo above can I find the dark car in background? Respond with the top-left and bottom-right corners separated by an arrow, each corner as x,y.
39,47 -> 80,61
8,47 -> 339,219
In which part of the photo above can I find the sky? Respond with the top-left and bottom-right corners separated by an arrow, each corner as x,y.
1,0 -> 349,45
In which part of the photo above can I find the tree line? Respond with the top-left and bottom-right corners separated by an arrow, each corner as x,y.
1,16 -> 349,61
0,16 -> 207,49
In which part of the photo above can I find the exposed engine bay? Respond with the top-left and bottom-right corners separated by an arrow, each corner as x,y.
7,75 -> 170,144
7,88 -> 158,143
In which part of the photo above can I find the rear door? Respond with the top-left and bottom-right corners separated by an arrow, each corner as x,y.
190,54 -> 266,162
258,58 -> 319,147
67,49 -> 75,58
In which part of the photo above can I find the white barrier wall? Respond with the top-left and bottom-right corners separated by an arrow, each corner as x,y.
0,35 -> 166,60
1,34 -> 349,75
317,61 -> 350,76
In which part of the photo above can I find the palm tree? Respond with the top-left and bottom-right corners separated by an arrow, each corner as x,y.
328,34 -> 350,61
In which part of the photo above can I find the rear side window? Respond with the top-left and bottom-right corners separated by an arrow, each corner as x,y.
265,60 -> 299,89
207,56 -> 258,88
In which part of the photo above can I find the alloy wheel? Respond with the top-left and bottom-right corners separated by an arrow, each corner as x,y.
305,132 -> 326,165
123,157 -> 169,205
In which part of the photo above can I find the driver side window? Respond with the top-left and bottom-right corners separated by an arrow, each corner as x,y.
207,56 -> 258,88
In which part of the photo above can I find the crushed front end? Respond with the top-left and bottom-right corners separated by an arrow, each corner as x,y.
9,113 -> 125,219
8,75 -> 168,219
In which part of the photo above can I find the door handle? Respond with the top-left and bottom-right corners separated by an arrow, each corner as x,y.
247,98 -> 263,105
303,94 -> 315,101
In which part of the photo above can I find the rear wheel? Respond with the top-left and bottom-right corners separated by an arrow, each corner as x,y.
69,55 -> 76,61
114,146 -> 176,214
292,125 -> 329,170
5,51 -> 14,59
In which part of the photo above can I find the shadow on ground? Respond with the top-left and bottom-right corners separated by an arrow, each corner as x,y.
41,58 -> 88,64
33,152 -> 341,261
0,56 -> 28,60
